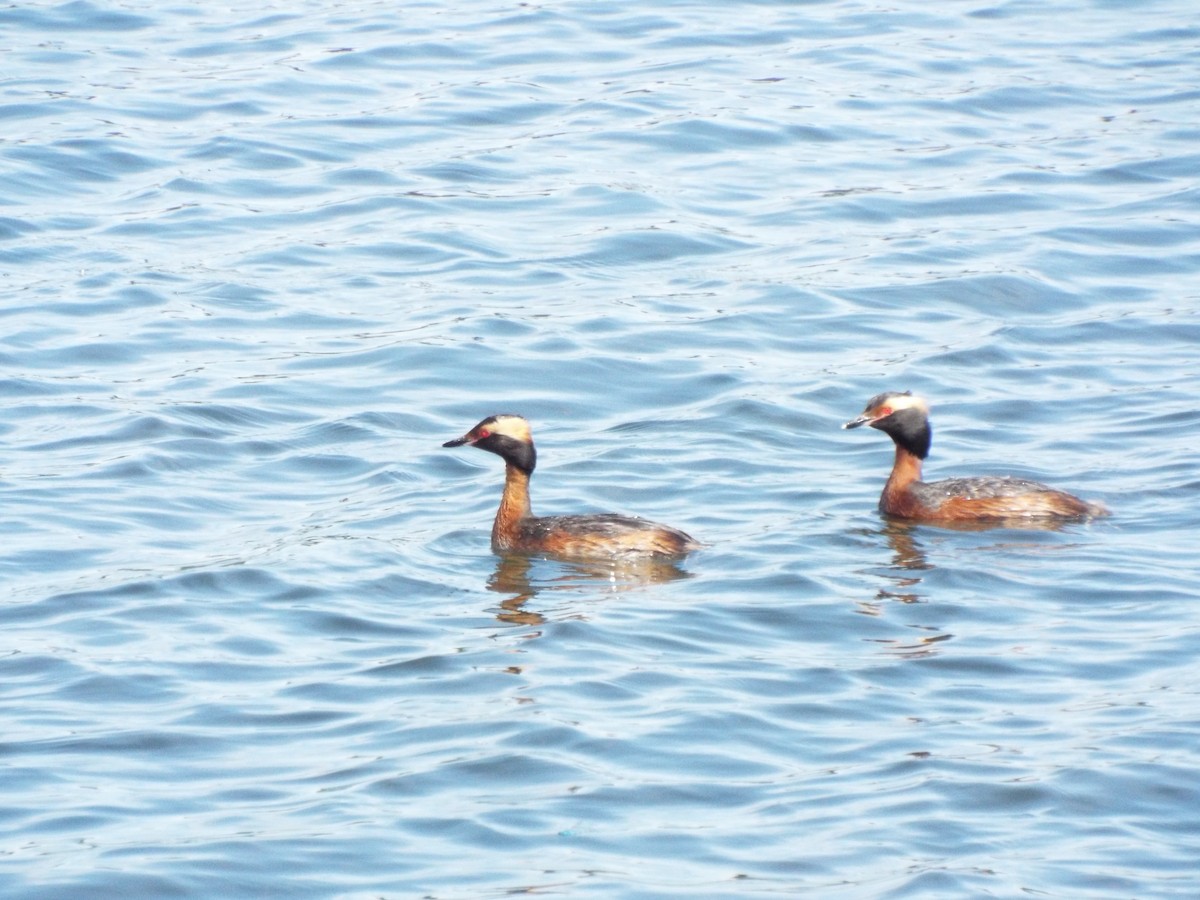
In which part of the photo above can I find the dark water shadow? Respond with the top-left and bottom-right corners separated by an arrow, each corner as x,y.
486,553 -> 694,627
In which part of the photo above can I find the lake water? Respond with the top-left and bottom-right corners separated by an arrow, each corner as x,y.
2,1 -> 1199,897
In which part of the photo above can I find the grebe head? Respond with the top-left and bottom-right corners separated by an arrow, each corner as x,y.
843,391 -> 932,459
444,413 -> 537,473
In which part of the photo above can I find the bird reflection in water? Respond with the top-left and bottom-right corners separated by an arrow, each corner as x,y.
486,553 -> 694,627
860,516 -> 1086,658
855,523 -> 948,658
855,521 -> 933,609
871,515 -> 1086,606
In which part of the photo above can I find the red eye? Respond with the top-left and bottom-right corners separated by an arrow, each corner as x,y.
879,407 -> 892,416
478,428 -> 490,439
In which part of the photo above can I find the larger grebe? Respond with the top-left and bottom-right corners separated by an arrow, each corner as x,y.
443,414 -> 701,560
843,391 -> 1108,522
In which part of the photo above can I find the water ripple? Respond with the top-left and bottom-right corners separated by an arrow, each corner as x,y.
1,0 -> 1198,897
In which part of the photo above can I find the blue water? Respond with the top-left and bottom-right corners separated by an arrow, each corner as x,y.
2,1 -> 1199,897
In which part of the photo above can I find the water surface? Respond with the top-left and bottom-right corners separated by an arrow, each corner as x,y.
2,1 -> 1199,897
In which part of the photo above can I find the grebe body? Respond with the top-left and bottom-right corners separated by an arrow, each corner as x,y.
443,414 -> 700,561
843,391 -> 1107,523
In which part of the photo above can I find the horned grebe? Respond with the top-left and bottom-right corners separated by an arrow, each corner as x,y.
443,414 -> 701,560
843,391 -> 1108,522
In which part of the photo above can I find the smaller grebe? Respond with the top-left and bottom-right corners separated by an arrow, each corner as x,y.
843,391 -> 1108,523
443,414 -> 701,561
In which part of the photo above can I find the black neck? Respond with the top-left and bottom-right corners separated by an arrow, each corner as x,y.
879,409 -> 931,459
479,434 -> 536,474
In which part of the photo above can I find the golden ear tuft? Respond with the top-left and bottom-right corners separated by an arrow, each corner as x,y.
485,414 -> 532,443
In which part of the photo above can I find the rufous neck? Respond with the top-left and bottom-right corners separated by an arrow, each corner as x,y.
492,463 -> 533,547
884,445 -> 924,496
